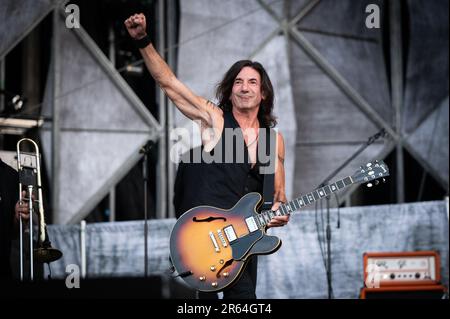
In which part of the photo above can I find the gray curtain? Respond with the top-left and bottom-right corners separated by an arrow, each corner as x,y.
42,200 -> 448,298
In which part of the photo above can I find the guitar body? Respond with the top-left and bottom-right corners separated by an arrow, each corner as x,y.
170,192 -> 281,292
169,160 -> 390,293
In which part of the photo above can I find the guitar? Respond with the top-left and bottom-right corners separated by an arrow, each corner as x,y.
169,160 -> 389,292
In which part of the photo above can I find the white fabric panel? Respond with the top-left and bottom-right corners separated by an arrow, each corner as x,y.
407,98 -> 449,187
0,0 -> 55,58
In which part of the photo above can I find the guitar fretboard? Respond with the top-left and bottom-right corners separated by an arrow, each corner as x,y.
255,176 -> 354,227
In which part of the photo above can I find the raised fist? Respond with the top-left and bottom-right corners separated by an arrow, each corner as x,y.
124,13 -> 147,40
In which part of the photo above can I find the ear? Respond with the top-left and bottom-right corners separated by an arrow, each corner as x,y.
261,90 -> 266,100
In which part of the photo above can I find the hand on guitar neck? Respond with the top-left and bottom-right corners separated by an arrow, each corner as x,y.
267,201 -> 290,228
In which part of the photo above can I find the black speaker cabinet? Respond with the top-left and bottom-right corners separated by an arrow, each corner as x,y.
0,276 -> 197,299
360,285 -> 447,299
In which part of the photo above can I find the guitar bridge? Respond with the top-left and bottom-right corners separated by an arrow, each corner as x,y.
217,229 -> 228,247
209,231 -> 220,252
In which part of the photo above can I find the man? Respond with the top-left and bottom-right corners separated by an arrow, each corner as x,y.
124,13 -> 290,299
0,158 -> 29,279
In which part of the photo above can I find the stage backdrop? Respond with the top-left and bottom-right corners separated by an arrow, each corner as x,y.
37,200 -> 449,298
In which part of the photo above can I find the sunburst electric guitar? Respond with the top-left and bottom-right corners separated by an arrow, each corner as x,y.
169,160 -> 389,292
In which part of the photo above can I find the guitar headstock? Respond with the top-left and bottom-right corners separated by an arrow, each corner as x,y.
352,160 -> 390,186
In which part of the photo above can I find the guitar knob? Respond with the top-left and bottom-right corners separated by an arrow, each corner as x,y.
374,180 -> 379,186
199,276 -> 206,281
223,272 -> 229,278
382,178 -> 386,183
211,282 -> 218,288
210,266 -> 216,271
367,182 -> 373,188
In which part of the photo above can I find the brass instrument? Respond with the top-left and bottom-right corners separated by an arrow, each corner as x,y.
17,138 -> 62,280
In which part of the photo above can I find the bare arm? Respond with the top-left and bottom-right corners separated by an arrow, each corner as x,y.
124,13 -> 222,127
267,132 -> 290,228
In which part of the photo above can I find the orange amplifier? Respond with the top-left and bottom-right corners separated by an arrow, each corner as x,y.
363,251 -> 441,288
360,284 -> 447,299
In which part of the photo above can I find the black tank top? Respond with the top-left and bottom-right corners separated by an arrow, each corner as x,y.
174,111 -> 264,217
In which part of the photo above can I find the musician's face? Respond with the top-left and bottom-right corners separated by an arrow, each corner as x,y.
230,67 -> 264,111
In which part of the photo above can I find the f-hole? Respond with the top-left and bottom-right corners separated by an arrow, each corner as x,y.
193,216 -> 227,222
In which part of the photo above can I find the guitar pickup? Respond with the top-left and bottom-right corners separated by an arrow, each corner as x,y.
245,216 -> 258,232
223,225 -> 237,243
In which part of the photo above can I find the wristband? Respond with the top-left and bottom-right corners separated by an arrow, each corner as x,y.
134,34 -> 151,49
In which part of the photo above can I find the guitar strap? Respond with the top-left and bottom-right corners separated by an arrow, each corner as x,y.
261,128 -> 277,211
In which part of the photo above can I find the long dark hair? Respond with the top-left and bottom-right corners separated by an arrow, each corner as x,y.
215,60 -> 277,128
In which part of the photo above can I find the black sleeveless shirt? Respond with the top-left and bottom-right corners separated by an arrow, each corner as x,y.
174,111 -> 265,217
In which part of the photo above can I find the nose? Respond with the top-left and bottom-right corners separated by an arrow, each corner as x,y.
241,81 -> 249,92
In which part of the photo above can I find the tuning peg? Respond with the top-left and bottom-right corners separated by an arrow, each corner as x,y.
366,182 -> 373,188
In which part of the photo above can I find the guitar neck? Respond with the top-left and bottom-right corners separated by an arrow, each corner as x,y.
257,176 -> 354,227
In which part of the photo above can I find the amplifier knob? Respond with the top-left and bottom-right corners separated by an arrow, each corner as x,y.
415,273 -> 421,279
390,273 -> 395,279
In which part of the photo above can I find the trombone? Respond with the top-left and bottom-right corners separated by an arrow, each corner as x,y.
17,138 -> 62,281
